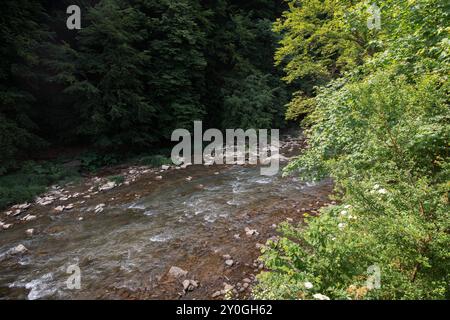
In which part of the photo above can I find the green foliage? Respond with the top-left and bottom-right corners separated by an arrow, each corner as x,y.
0,0 -> 49,172
78,152 -> 121,172
257,0 -> 450,300
107,175 -> 125,185
0,0 -> 289,172
137,155 -> 171,167
0,161 -> 79,209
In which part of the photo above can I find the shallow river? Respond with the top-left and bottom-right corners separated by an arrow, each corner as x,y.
0,139 -> 332,299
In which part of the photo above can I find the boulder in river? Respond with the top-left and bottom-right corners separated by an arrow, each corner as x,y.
10,244 -> 28,255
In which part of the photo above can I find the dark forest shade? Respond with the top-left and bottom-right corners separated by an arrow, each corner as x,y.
0,0 -> 290,173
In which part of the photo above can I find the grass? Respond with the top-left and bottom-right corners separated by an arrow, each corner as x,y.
0,161 -> 80,210
0,150 -> 174,210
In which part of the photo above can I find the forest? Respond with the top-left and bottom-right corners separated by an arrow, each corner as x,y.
0,0 -> 449,300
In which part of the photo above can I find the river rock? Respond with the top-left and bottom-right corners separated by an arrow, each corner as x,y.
155,176 -> 163,180
2,223 -> 12,230
12,203 -> 31,210
222,283 -> 234,293
26,229 -> 34,236
225,259 -> 234,267
222,254 -> 232,260
10,244 -> 28,255
54,206 -> 65,212
168,266 -> 188,279
22,214 -> 37,222
99,181 -> 116,191
245,227 -> 259,236
161,165 -> 170,170
183,279 -> 198,292
212,291 -> 222,298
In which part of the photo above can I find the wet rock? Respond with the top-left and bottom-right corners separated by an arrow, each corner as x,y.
155,176 -> 163,180
225,259 -> 234,267
78,217 -> 84,221
161,165 -> 170,170
168,266 -> 188,279
65,203 -> 74,210
26,229 -> 34,236
185,176 -> 193,182
10,244 -> 28,255
194,184 -> 204,190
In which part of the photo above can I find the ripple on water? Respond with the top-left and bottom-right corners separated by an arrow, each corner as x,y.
149,233 -> 173,243
9,273 -> 57,300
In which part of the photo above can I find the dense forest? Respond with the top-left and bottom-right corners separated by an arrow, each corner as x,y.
0,0 -> 449,300
0,0 -> 291,209
0,0 -> 289,173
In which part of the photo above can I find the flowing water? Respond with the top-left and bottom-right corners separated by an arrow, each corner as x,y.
0,138 -> 333,300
